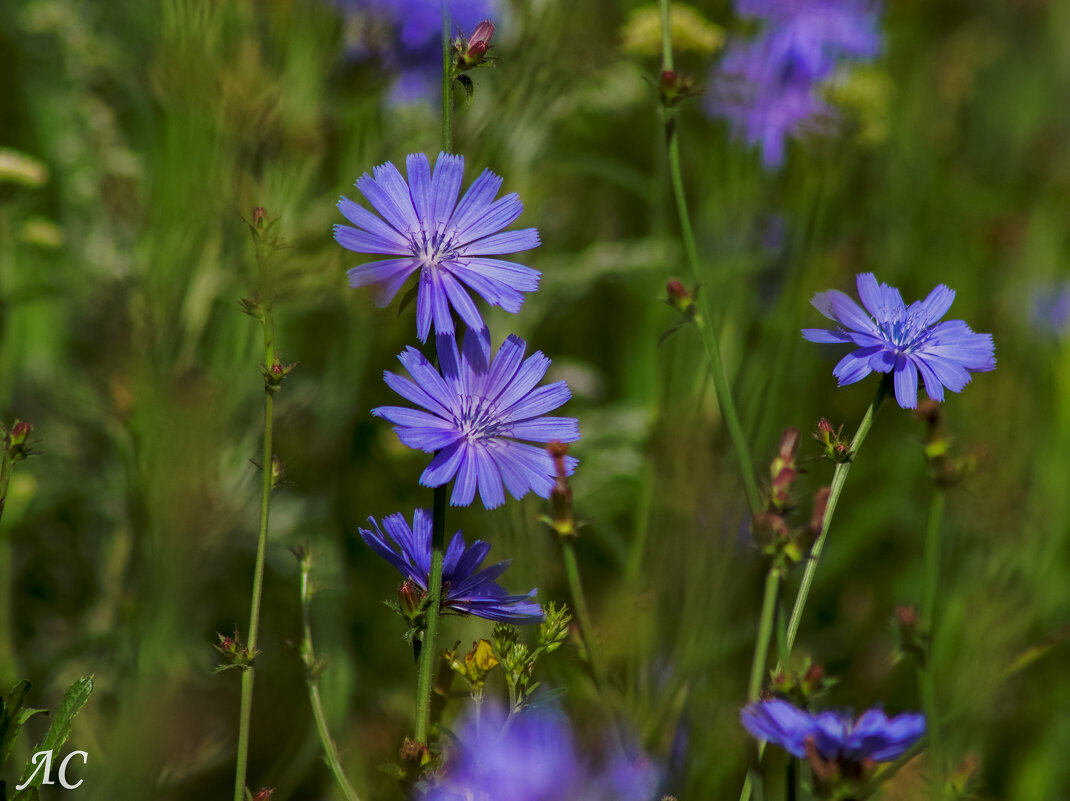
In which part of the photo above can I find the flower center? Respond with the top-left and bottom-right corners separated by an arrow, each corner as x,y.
410,228 -> 459,270
455,395 -> 503,441
876,310 -> 931,354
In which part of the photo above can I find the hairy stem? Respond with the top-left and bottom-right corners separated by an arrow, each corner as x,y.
234,305 -> 276,801
658,0 -> 761,515
299,554 -> 361,801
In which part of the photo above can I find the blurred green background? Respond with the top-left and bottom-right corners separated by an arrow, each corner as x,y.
1,0 -> 1069,798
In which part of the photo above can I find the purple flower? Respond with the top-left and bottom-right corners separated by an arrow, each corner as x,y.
707,0 -> 881,168
359,508 -> 543,622
1030,281 -> 1070,338
802,273 -> 996,409
335,152 -> 540,342
336,0 -> 497,103
741,699 -> 925,763
374,330 -> 579,508
427,705 -> 658,801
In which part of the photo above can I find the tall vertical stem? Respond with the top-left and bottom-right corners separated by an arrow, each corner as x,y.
657,0 -> 761,515
746,568 -> 782,702
234,304 -> 276,801
411,0 -> 454,749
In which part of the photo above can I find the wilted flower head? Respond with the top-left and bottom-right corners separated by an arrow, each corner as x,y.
360,508 -> 543,622
335,152 -> 540,342
706,0 -> 882,168
802,273 -> 996,409
373,329 -> 579,508
427,704 -> 658,801
336,0 -> 498,103
741,699 -> 925,764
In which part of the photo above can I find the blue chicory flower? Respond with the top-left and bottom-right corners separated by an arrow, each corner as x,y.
359,508 -> 543,622
802,272 -> 996,409
335,152 -> 540,342
427,704 -> 659,801
707,0 -> 882,168
373,328 -> 580,508
741,699 -> 925,763
336,0 -> 497,104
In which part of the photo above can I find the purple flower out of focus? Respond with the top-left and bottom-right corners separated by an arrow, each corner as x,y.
1030,281 -> 1070,338
335,152 -> 540,342
373,329 -> 579,509
336,0 -> 497,104
707,0 -> 882,168
741,699 -> 925,763
359,508 -> 543,622
802,273 -> 996,409
426,704 -> 659,801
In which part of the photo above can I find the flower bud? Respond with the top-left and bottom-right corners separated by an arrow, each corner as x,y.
545,441 -> 576,538
659,69 -> 699,107
398,579 -> 425,620
812,418 -> 850,462
455,20 -> 495,71
252,789 -> 274,801
252,206 -> 266,229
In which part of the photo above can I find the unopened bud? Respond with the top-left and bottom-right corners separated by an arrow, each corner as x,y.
5,420 -> 35,462
456,20 -> 495,71
545,441 -> 575,538
398,579 -> 425,619
400,738 -> 430,766
768,428 -> 799,510
808,487 -> 830,536
252,206 -> 266,229
252,789 -> 274,801
812,418 -> 850,462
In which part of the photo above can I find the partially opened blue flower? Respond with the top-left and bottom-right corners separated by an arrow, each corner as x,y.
360,508 -> 543,622
335,152 -> 540,342
802,273 -> 996,409
741,699 -> 925,763
373,329 -> 580,509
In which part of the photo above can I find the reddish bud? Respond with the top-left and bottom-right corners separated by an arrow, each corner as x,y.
9,420 -> 32,444
456,20 -> 495,71
252,206 -> 266,229
659,69 -> 699,107
809,487 -> 830,535
546,441 -> 575,538
398,579 -> 424,618
252,789 -> 274,801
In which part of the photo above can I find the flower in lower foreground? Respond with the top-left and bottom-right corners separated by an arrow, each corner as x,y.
741,699 -> 925,764
373,329 -> 580,509
359,508 -> 542,623
334,151 -> 540,342
426,704 -> 658,801
802,272 -> 996,409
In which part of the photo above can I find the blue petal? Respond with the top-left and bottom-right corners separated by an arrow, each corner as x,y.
450,263 -> 528,313
397,347 -> 458,414
439,271 -> 486,333
441,530 -> 468,580
740,700 -> 814,758
334,222 -> 408,256
832,347 -> 880,385
450,169 -> 503,235
382,370 -> 450,417
359,518 -> 421,584
457,258 -> 541,294
811,289 -> 878,335
337,196 -> 410,247
463,228 -> 541,256
509,417 -> 581,443
431,152 -> 465,225
450,445 -> 479,507
801,327 -> 852,344
416,270 -> 433,342
456,193 -> 523,244
500,381 -> 572,422
473,444 -> 506,509
371,160 -> 420,231
449,538 -> 491,584
893,356 -> 919,409
482,335 -> 526,401
420,440 -> 466,488
917,283 -> 955,327
488,440 -> 556,500
406,153 -> 434,226
357,166 -> 416,234
912,355 -> 945,403
493,349 -> 552,410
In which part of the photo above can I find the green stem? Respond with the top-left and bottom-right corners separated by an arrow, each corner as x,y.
559,538 -> 610,696
299,554 -> 361,801
783,378 -> 888,656
414,485 -> 447,744
234,306 -> 276,801
746,568 -> 782,702
918,488 -> 945,793
658,0 -> 761,516
739,379 -> 888,801
441,0 -> 453,153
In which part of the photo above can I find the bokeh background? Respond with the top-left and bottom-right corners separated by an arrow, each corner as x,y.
1,0 -> 1069,798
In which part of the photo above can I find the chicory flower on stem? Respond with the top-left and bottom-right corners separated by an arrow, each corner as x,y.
742,699 -> 925,795
802,272 -> 996,409
373,329 -> 580,509
335,152 -> 540,342
360,508 -> 543,623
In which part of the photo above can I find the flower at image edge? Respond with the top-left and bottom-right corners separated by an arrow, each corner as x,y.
359,508 -> 543,623
373,329 -> 580,509
802,272 -> 995,409
335,151 -> 540,342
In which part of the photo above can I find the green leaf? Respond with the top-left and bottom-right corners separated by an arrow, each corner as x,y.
0,682 -> 32,771
41,676 -> 93,753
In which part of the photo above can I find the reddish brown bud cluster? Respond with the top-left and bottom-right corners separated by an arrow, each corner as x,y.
769,656 -> 834,708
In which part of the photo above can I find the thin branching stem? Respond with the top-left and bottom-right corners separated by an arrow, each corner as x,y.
919,488 -> 946,792
559,537 -> 610,696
